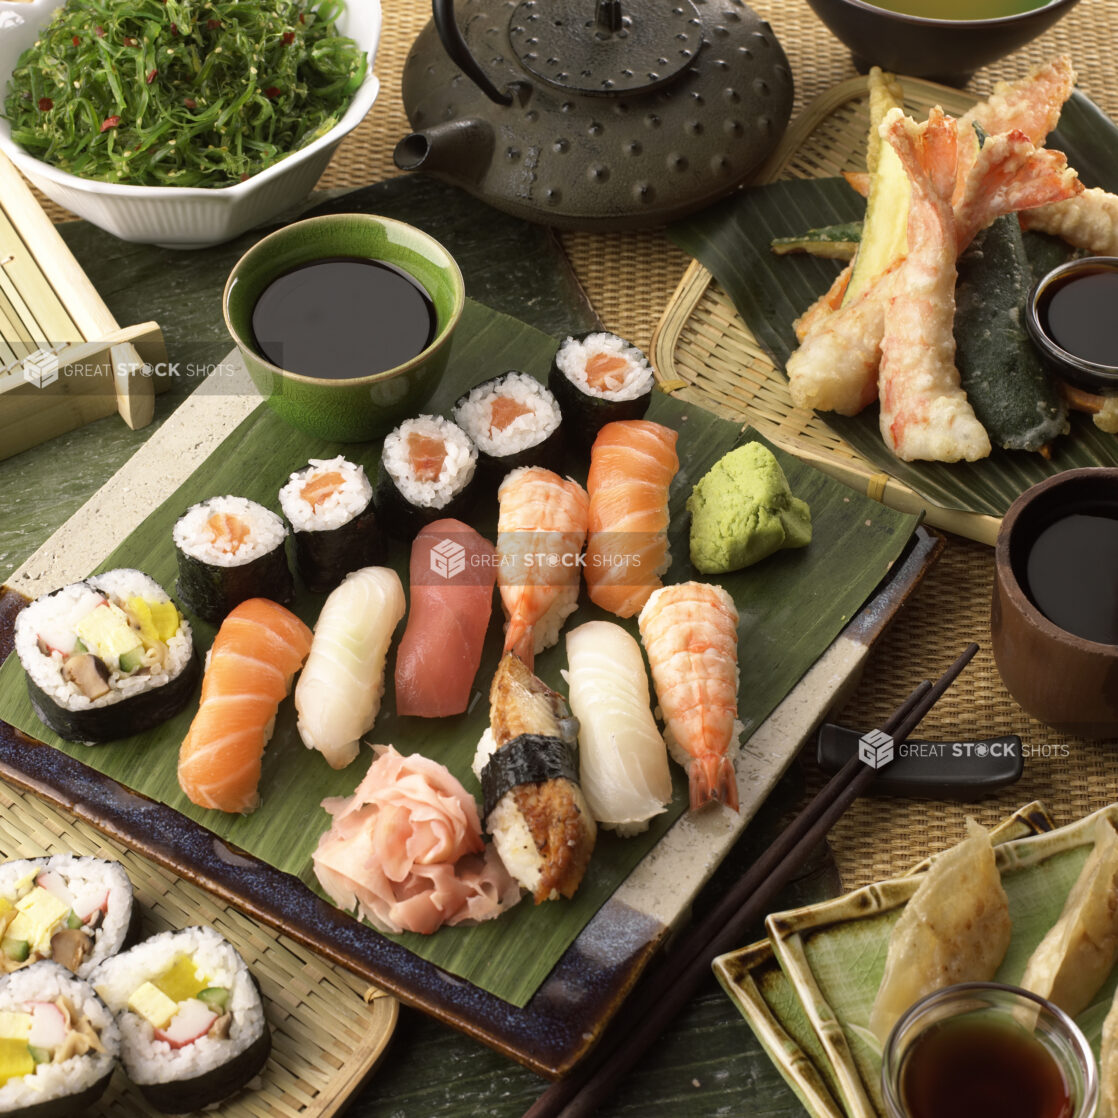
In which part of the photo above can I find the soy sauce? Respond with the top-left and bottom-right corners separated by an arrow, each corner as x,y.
1037,267 -> 1118,367
900,1016 -> 1072,1118
251,257 -> 436,380
1025,509 -> 1118,644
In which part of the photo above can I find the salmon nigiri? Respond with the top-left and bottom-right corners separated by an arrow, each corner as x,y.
496,466 -> 589,670
585,420 -> 679,618
637,581 -> 740,812
395,520 -> 497,718
178,598 -> 312,814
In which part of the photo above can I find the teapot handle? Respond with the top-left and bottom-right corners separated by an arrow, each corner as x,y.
432,0 -> 513,106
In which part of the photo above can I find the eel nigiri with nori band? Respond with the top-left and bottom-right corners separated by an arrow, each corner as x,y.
548,332 -> 655,449
278,458 -> 380,594
472,652 -> 596,903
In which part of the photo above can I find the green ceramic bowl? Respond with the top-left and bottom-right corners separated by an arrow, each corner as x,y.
223,213 -> 464,441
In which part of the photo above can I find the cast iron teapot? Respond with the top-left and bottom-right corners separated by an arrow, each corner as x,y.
393,0 -> 794,229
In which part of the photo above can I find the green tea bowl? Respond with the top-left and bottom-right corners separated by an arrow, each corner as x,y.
223,213 -> 464,441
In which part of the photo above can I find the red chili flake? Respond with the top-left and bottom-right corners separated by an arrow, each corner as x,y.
72,35 -> 80,46
206,18 -> 220,29
298,13 -> 305,22
264,86 -> 281,99
146,68 -> 158,84
37,97 -> 53,112
282,30 -> 295,45
95,25 -> 104,36
240,172 -> 250,182
122,36 -> 138,47
183,97 -> 197,109
170,22 -> 178,35
100,115 -> 121,132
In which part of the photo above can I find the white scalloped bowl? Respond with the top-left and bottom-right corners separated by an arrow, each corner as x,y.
0,0 -> 381,248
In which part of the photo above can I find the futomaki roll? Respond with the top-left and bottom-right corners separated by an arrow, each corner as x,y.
375,415 -> 479,538
0,857 -> 136,979
173,496 -> 293,623
0,961 -> 120,1117
278,457 -> 380,593
452,371 -> 564,479
548,332 -> 654,449
90,926 -> 269,1114
13,569 -> 199,744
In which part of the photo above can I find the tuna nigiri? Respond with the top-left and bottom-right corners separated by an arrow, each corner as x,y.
295,567 -> 406,770
177,598 -> 313,814
564,621 -> 672,834
585,420 -> 679,618
496,466 -> 589,670
395,520 -> 496,718
637,581 -> 740,812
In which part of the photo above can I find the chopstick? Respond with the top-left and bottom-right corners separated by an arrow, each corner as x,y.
525,642 -> 979,1118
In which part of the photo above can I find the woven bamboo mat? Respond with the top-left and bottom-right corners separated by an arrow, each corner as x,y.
0,781 -> 397,1116
23,0 -> 1118,885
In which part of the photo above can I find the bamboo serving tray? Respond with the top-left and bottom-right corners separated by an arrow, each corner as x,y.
0,151 -> 166,461
0,778 -> 398,1117
650,76 -> 1004,544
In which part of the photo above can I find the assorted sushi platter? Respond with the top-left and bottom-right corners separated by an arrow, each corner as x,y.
0,307 -> 934,1071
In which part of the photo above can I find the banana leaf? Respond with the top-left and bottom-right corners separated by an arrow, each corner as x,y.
0,298 -> 919,1007
668,90 -> 1118,518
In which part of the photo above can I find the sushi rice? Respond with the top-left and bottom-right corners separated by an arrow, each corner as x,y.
278,457 -> 373,532
453,372 -> 562,457
0,961 -> 120,1115
0,857 -> 134,980
173,497 -> 286,569
380,415 -> 477,510
91,926 -> 268,1108
553,333 -> 653,401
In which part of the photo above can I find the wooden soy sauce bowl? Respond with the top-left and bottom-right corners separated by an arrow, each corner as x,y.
991,468 -> 1118,740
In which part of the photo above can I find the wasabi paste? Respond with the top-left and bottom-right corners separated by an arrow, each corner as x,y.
687,443 -> 811,574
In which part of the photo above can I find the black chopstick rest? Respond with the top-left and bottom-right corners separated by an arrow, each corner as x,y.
815,723 -> 1023,800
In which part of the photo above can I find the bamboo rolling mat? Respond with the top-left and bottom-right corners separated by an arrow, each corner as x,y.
21,0 -> 1118,885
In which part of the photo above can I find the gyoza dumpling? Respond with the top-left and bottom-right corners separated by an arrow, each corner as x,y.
1099,986 -> 1118,1118
1020,815 -> 1118,1017
869,818 -> 1012,1043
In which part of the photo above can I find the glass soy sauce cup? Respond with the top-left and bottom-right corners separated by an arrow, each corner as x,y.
881,983 -> 1097,1118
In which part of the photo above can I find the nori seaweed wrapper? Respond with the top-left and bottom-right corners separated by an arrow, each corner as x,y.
548,332 -> 653,452
373,456 -> 479,541
136,1012 -> 271,1114
175,543 -> 294,623
25,648 -> 200,745
481,732 -> 580,821
292,503 -> 381,594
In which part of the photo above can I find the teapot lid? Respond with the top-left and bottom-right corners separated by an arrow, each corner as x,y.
509,0 -> 703,96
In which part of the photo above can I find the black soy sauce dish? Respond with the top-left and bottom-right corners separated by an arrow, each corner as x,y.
1024,256 -> 1118,396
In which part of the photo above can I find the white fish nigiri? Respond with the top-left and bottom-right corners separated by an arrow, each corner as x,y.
295,566 -> 405,769
563,620 -> 672,835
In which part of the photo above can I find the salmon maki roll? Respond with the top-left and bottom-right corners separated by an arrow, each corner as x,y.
178,598 -> 313,814
638,581 -> 741,812
585,420 -> 679,618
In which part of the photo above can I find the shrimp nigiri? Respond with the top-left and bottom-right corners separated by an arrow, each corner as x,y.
178,598 -> 313,814
637,581 -> 740,812
496,466 -> 589,670
584,420 -> 679,619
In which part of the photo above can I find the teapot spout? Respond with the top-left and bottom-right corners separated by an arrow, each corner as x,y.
393,119 -> 494,183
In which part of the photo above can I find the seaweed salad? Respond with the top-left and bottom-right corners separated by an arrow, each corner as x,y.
3,0 -> 367,187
